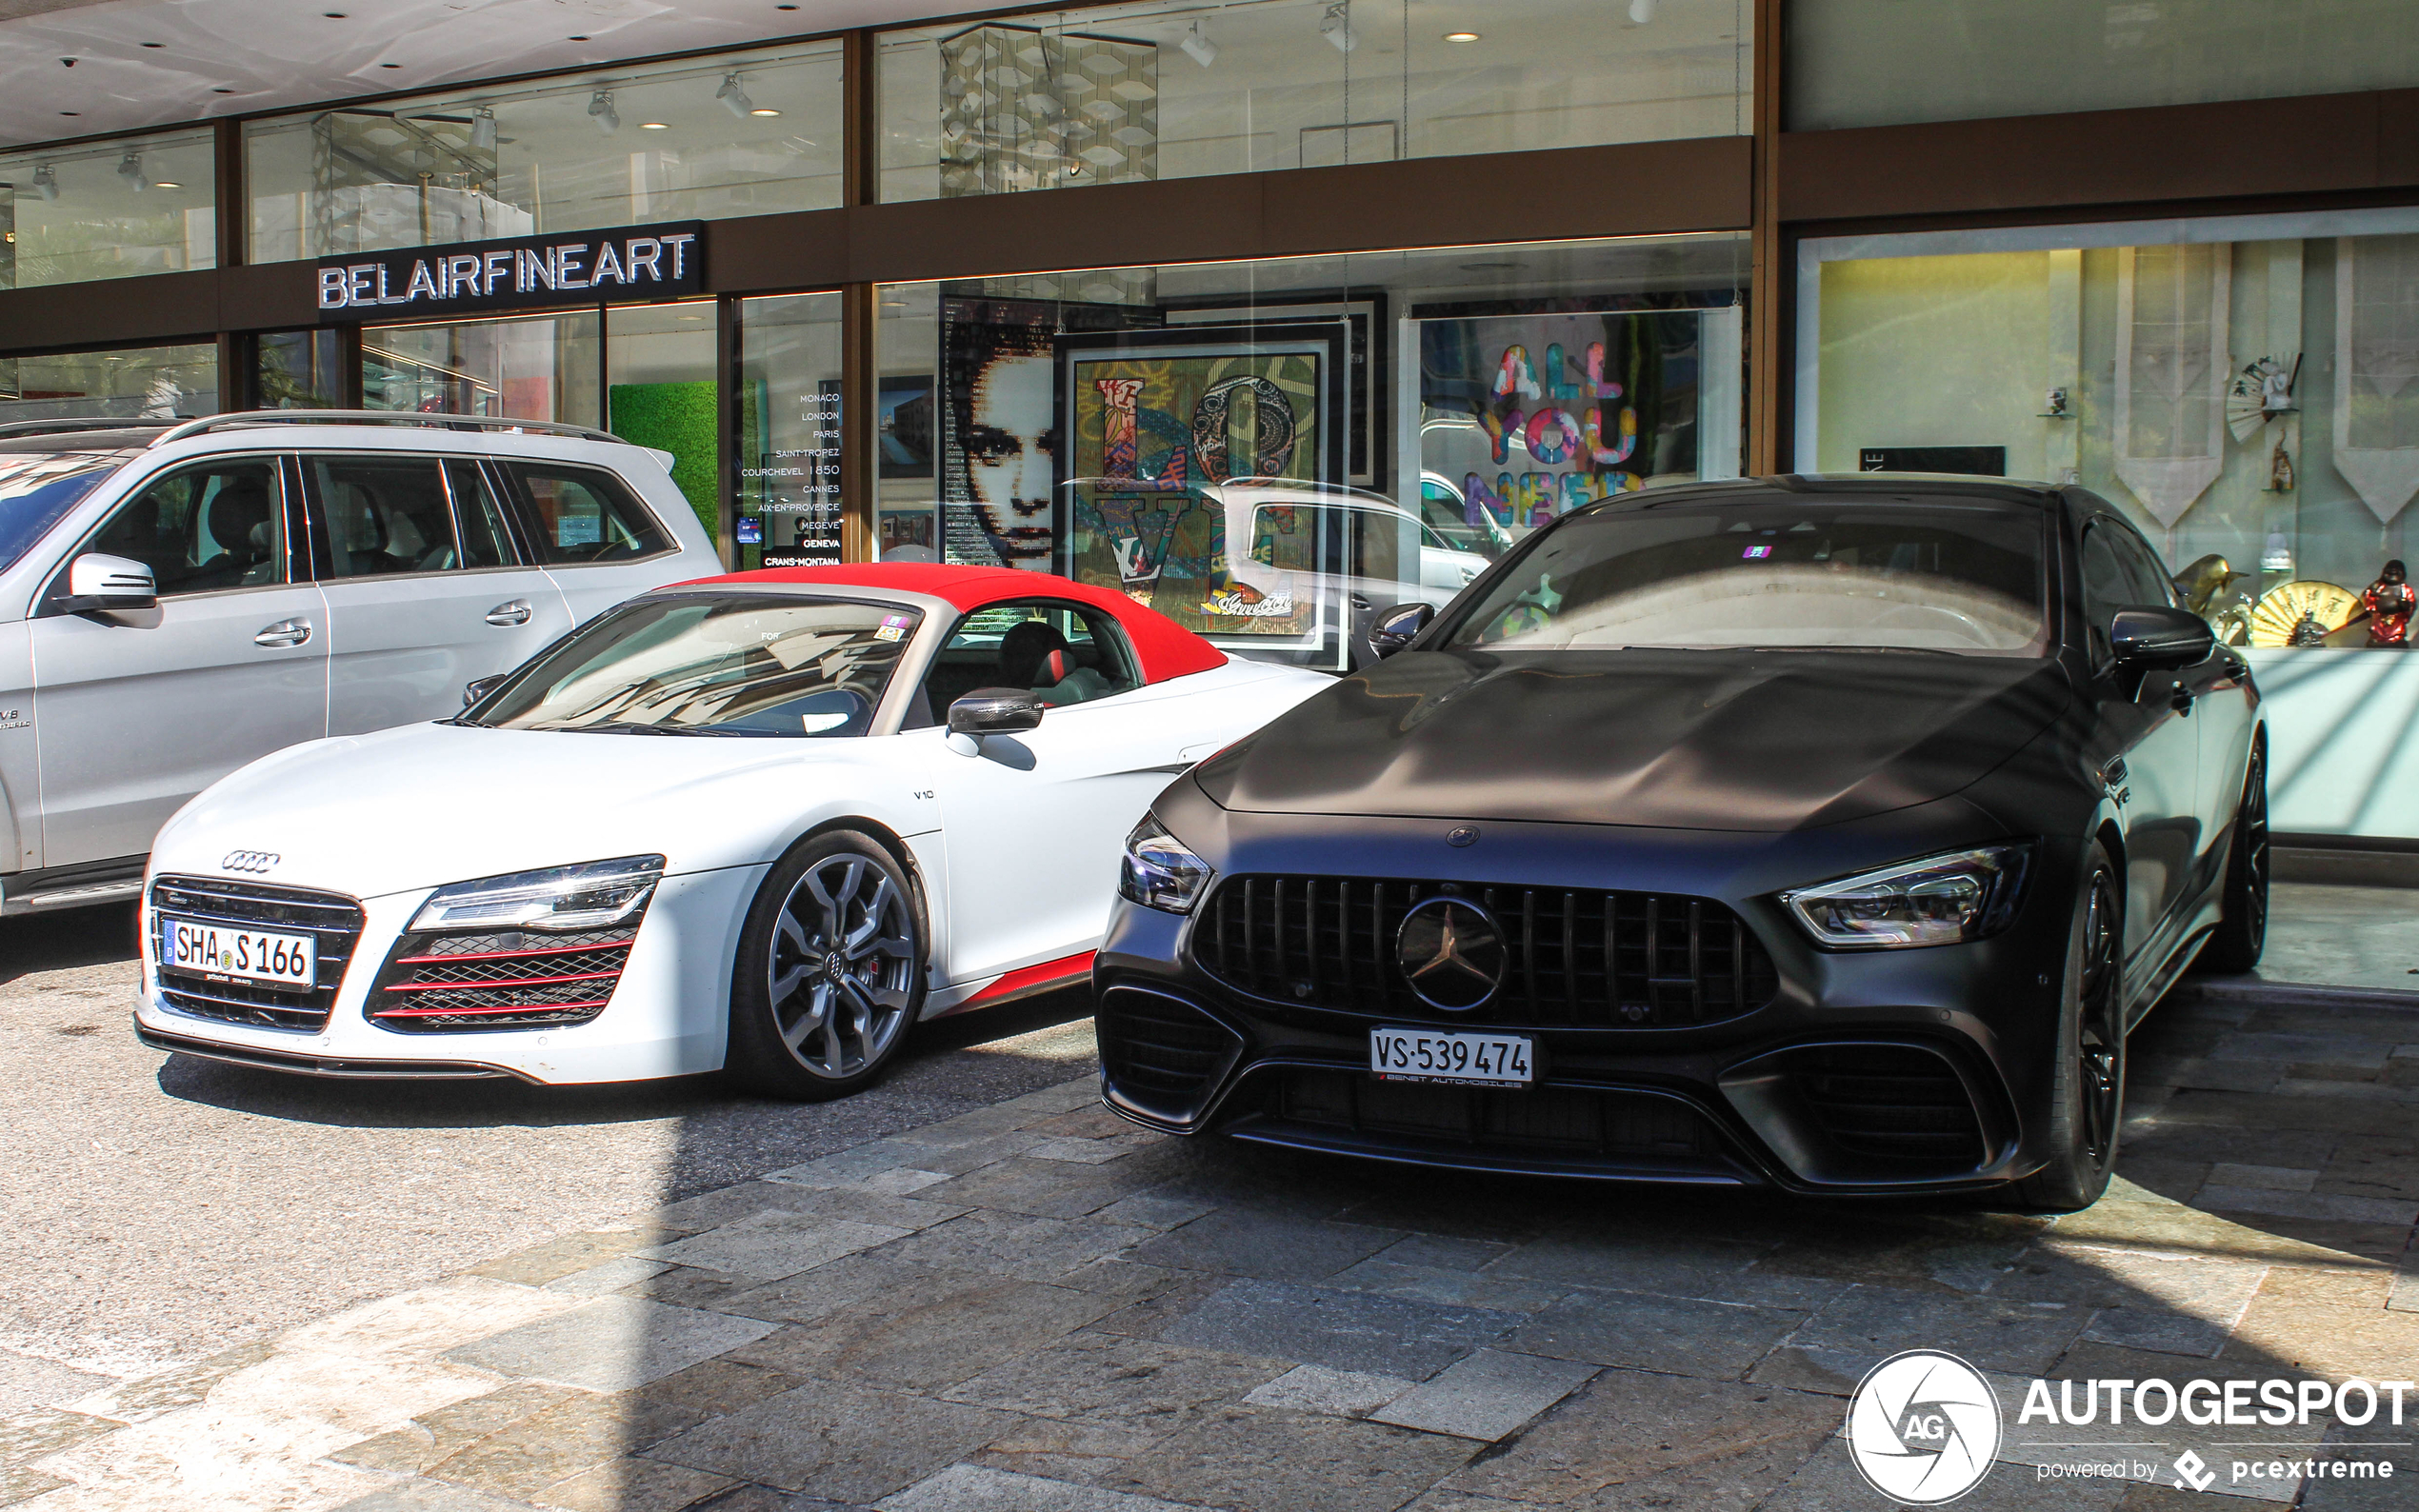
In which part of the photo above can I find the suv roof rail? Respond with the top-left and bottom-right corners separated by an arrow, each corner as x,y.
0,417 -> 175,439
146,409 -> 623,448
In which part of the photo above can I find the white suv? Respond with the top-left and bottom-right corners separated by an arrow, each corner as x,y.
0,411 -> 721,914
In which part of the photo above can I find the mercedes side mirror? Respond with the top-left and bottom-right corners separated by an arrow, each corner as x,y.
1364,601 -> 1435,660
58,553 -> 157,614
949,688 -> 1045,737
2109,606 -> 2215,670
462,674 -> 509,708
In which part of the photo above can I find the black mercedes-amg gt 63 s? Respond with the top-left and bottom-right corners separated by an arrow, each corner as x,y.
1093,474 -> 2268,1211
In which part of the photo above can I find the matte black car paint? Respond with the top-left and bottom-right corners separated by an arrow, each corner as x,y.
1094,477 -> 2261,1196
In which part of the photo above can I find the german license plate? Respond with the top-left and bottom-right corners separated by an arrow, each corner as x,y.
158,917 -> 315,988
1369,1027 -> 1533,1087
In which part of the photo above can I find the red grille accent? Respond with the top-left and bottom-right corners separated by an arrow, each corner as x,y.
369,927 -> 638,1032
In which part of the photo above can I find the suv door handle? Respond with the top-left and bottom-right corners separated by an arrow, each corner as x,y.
485,600 -> 532,627
254,618 -> 311,647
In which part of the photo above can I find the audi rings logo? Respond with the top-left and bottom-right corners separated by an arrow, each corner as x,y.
221,850 -> 280,874
1394,895 -> 1505,1011
1847,1350 -> 2003,1504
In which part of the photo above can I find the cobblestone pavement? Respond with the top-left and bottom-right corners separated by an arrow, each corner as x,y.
5,981 -> 2413,1511
0,905 -> 1098,1415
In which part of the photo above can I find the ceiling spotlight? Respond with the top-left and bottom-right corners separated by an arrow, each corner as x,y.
750,107 -> 782,117
716,72 -> 754,117
639,121 -> 670,129
1179,18 -> 1218,68
589,88 -> 620,135
1443,31 -> 1481,43
1319,1 -> 1357,52
152,180 -> 182,189
1628,0 -> 1657,21
31,164 -> 58,200
116,151 -> 147,191
470,107 -> 497,149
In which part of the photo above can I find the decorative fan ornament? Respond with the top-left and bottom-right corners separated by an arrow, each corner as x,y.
2249,580 -> 2359,647
2226,354 -> 2300,445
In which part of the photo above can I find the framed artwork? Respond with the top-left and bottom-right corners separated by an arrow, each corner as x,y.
1054,323 -> 1345,652
1166,296 -> 1382,487
822,376 -> 934,480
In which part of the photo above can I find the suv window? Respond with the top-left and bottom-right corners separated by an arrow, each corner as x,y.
915,600 -> 1140,723
504,462 -> 670,565
308,454 -> 501,579
82,457 -> 288,596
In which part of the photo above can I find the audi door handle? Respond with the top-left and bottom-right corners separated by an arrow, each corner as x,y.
254,618 -> 311,647
485,600 -> 532,627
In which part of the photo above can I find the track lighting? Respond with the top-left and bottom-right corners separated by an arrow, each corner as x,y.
716,72 -> 753,117
1179,18 -> 1217,68
1320,1 -> 1357,52
588,88 -> 619,135
470,107 -> 496,150
116,151 -> 146,191
31,164 -> 58,201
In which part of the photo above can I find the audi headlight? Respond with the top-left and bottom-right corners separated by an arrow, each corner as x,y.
410,855 -> 666,933
1118,816 -> 1213,914
1782,845 -> 2031,949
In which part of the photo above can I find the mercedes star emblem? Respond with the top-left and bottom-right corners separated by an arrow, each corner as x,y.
1395,895 -> 1506,1011
221,849 -> 279,874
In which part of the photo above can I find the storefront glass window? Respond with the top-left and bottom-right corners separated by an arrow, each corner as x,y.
246,39 -> 844,265
878,0 -> 1749,202
607,300 -> 720,546
1789,0 -> 2419,131
1798,210 -> 2419,839
876,233 -> 1746,667
362,310 -> 603,427
257,330 -> 347,408
733,292 -> 846,571
0,129 -> 217,288
0,342 -> 219,425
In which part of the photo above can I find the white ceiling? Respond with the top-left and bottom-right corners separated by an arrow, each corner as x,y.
0,0 -> 985,149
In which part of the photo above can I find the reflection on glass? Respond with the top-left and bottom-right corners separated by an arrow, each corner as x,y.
1446,498 -> 2050,656
246,40 -> 843,264
475,594 -> 918,738
362,311 -> 600,427
0,129 -> 217,288
735,291 -> 847,570
0,343 -> 219,426
878,0 -> 1749,202
876,233 -> 1748,667
257,329 -> 347,409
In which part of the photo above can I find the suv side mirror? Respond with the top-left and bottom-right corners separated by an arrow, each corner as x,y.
948,688 -> 1045,738
1364,601 -> 1435,660
462,673 -> 510,708
59,553 -> 157,614
2109,606 -> 2215,670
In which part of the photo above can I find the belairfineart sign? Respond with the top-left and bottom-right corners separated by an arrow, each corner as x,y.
315,221 -> 704,321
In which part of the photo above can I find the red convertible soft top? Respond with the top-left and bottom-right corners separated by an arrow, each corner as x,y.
679,563 -> 1229,685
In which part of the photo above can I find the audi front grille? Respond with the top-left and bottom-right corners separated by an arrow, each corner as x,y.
1194,875 -> 1777,1028
366,927 -> 639,1032
150,876 -> 365,1033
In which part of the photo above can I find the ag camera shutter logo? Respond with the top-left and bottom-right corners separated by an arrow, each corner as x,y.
1847,1350 -> 2003,1503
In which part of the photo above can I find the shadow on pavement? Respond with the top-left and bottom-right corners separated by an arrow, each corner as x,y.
0,902 -> 139,986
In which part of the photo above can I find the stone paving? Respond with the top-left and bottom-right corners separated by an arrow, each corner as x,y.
5,985 -> 2418,1512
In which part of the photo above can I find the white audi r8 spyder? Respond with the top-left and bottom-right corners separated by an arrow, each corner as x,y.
132,565 -> 1332,1098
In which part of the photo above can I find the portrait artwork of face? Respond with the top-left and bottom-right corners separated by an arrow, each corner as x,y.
964,350 -> 1058,566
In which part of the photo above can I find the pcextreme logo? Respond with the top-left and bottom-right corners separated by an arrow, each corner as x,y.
1847,1351 -> 2003,1504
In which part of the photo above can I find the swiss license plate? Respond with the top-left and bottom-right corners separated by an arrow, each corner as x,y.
1369,1027 -> 1534,1087
158,917 -> 315,988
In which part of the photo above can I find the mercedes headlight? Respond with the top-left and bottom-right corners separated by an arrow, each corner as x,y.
1118,816 -> 1213,914
1782,845 -> 2031,949
410,855 -> 666,933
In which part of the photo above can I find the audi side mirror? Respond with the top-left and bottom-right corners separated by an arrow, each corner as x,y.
59,553 -> 157,614
949,688 -> 1044,737
2109,606 -> 2215,670
1364,601 -> 1436,660
462,674 -> 509,708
